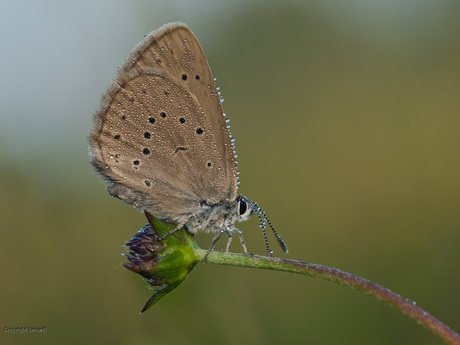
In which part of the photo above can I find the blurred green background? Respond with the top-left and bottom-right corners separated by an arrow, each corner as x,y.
1,0 -> 459,344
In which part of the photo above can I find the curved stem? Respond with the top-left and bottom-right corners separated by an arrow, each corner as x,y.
195,249 -> 460,345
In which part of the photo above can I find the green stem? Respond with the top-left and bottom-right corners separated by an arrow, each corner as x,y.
195,249 -> 460,345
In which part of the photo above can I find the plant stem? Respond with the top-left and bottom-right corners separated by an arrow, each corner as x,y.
195,249 -> 460,345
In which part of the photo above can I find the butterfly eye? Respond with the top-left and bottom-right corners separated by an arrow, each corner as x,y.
239,199 -> 247,215
238,198 -> 253,221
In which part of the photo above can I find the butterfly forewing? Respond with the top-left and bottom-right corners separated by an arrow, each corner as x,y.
124,23 -> 237,194
89,23 -> 238,220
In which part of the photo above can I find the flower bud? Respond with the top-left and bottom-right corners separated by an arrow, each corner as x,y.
124,211 -> 199,312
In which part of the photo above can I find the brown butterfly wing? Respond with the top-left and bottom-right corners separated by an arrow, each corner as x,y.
89,23 -> 238,221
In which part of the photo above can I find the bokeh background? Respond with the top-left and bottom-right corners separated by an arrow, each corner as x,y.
1,1 -> 459,344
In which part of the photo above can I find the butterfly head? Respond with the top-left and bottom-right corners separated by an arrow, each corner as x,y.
235,195 -> 288,254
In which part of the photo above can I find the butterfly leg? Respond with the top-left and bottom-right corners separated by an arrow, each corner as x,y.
159,219 -> 188,240
234,228 -> 250,255
225,232 -> 233,252
204,229 -> 225,259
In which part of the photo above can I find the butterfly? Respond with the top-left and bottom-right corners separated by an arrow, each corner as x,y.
88,22 -> 287,256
